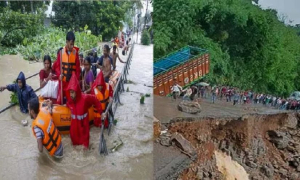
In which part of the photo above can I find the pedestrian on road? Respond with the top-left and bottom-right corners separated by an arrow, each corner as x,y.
233,92 -> 239,105
171,80 -> 182,101
211,87 -> 217,103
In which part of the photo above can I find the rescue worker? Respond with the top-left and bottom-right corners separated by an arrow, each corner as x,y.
66,73 -> 105,149
52,31 -> 81,105
28,98 -> 63,158
0,72 -> 37,113
91,71 -> 113,128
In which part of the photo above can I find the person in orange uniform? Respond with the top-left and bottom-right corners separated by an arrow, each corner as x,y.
28,98 -> 63,158
91,71 -> 113,128
52,31 -> 81,105
66,73 -> 105,149
115,36 -> 119,46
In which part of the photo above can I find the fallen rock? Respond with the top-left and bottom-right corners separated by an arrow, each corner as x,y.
267,130 -> 290,149
290,172 -> 299,180
171,132 -> 197,160
287,145 -> 296,154
177,101 -> 201,114
279,168 -> 288,176
160,134 -> 171,147
196,169 -> 203,179
241,115 -> 249,121
260,163 -> 274,178
153,116 -> 161,139
246,161 -> 258,168
297,165 -> 300,172
284,113 -> 298,129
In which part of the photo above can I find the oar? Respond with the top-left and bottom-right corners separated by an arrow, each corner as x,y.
60,49 -> 63,104
0,103 -> 16,114
25,72 -> 39,80
0,87 -> 41,114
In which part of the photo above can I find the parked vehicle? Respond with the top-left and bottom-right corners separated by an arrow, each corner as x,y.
153,46 -> 210,96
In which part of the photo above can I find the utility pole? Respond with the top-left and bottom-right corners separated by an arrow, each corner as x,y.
144,0 -> 148,30
137,13 -> 140,43
30,1 -> 34,14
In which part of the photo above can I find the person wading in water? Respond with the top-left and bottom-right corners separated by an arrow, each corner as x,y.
91,71 -> 113,128
28,98 -> 63,158
110,45 -> 126,71
0,72 -> 37,113
66,73 -> 104,149
94,45 -> 113,83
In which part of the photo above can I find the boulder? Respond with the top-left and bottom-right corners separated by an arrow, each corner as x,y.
153,116 -> 161,139
177,100 -> 201,114
267,130 -> 290,149
171,132 -> 197,160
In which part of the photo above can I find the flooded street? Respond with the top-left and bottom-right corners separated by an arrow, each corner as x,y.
0,40 -> 153,179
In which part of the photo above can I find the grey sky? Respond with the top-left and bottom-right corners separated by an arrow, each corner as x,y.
258,0 -> 300,25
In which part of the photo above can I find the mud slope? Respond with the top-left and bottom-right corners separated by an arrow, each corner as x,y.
166,113 -> 300,180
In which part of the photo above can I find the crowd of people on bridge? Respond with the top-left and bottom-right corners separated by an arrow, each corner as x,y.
0,31 -> 131,158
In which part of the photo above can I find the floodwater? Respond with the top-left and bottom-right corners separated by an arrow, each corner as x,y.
0,41 -> 153,179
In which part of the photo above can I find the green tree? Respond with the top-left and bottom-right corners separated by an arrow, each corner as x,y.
0,7 -> 43,46
52,1 -> 136,40
0,1 -> 49,13
154,0 -> 300,97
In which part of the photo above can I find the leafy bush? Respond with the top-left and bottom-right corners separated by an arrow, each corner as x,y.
0,7 -> 43,47
9,81 -> 18,104
0,46 -> 17,55
141,30 -> 150,45
10,92 -> 18,104
140,95 -> 145,104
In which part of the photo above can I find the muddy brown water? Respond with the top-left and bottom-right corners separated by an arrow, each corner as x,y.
0,42 -> 153,179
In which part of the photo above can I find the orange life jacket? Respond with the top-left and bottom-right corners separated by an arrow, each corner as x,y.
32,108 -> 62,156
61,47 -> 77,82
93,83 -> 110,117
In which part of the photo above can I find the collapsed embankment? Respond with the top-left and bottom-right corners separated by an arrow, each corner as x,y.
154,112 -> 300,180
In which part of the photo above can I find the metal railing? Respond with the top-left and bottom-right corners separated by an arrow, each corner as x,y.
104,42 -> 135,134
99,41 -> 135,155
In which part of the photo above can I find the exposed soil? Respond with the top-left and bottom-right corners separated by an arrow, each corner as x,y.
164,112 -> 300,180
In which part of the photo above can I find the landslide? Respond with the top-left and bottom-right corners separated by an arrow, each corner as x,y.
166,113 -> 300,180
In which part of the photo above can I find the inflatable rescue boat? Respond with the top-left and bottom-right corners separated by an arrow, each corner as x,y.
39,70 -> 120,134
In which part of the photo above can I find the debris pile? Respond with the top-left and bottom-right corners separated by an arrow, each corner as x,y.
159,113 -> 300,180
